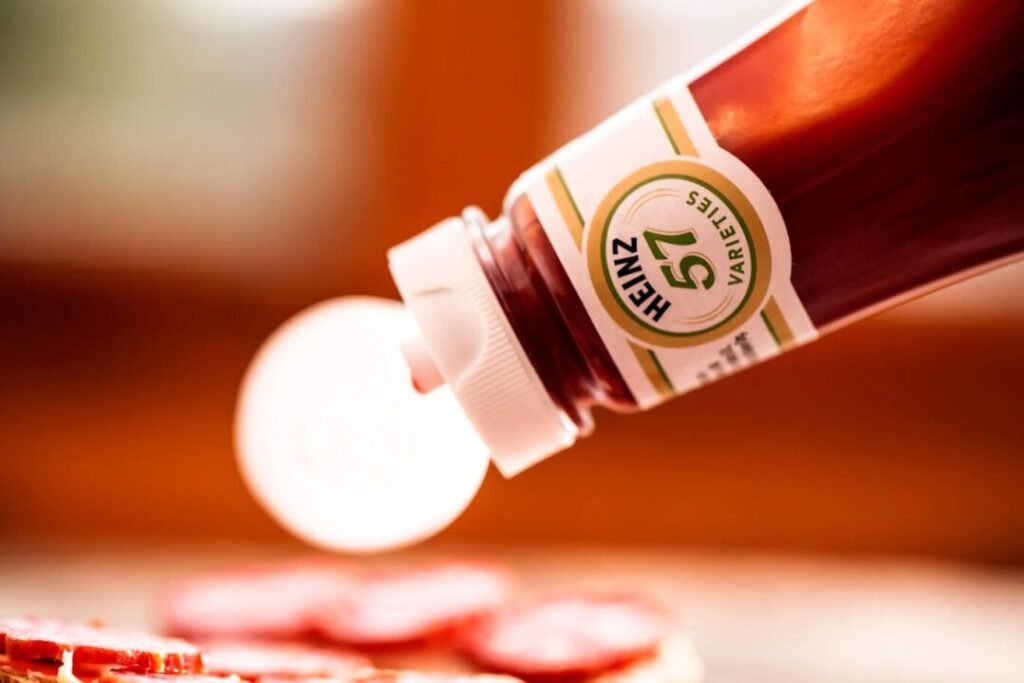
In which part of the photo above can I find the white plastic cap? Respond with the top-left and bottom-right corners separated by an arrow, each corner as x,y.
388,212 -> 578,477
235,297 -> 492,553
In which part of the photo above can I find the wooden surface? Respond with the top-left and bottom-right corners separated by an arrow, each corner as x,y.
2,543 -> 1023,683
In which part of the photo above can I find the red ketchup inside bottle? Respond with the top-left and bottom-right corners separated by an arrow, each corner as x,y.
235,0 -> 1024,553
470,0 -> 1024,430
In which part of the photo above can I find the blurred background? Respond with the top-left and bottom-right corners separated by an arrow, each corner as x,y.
2,0 -> 1022,560
3,1 -> 1024,681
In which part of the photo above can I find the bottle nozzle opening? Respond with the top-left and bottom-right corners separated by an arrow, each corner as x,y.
401,334 -> 445,394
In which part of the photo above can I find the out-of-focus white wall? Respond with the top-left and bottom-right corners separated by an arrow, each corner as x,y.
548,0 -> 790,138
0,0 -> 390,292
548,0 -> 1024,321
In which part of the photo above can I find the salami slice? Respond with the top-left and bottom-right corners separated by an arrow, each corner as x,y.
347,671 -> 521,683
99,672 -> 236,683
0,620 -> 88,657
315,562 -> 511,648
457,595 -> 666,679
160,562 -> 357,639
0,654 -> 64,682
1,618 -> 203,673
0,649 -> 118,683
201,640 -> 368,680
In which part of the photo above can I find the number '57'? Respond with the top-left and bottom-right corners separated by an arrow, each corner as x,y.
643,229 -> 715,290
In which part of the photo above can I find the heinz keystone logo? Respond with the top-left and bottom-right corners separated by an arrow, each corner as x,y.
586,160 -> 772,347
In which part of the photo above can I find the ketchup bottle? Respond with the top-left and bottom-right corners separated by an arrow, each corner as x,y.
236,0 -> 1024,552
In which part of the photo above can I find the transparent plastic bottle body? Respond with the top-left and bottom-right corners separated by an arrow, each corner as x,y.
468,0 -> 1024,432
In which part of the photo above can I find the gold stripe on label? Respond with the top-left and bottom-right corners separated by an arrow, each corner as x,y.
629,341 -> 675,399
760,296 -> 796,349
653,96 -> 698,157
546,167 -> 585,250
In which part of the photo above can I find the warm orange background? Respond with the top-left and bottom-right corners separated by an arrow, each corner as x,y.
2,0 -> 1022,562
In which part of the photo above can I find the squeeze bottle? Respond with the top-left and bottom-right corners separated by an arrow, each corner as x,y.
236,0 -> 1024,552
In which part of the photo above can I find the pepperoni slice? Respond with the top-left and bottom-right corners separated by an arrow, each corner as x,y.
0,654 -> 64,681
0,650 -> 116,683
0,619 -> 82,656
315,562 -> 512,648
457,595 -> 666,679
201,640 -> 369,680
160,562 -> 357,639
1,618 -> 203,673
99,672 -> 235,683
347,671 -> 521,683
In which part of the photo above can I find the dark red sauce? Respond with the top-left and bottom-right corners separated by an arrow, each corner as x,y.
473,0 -> 1024,426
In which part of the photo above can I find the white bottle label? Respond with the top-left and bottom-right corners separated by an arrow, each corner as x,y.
518,81 -> 817,408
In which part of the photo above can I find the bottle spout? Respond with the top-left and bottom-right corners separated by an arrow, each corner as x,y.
401,333 -> 445,394
389,216 -> 578,478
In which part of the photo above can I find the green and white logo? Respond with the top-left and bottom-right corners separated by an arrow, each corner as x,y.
587,159 -> 772,347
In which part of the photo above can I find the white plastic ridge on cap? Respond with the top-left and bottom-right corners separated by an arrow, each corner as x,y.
388,213 -> 577,476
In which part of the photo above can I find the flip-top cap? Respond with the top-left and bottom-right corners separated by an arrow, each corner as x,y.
388,212 -> 578,477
